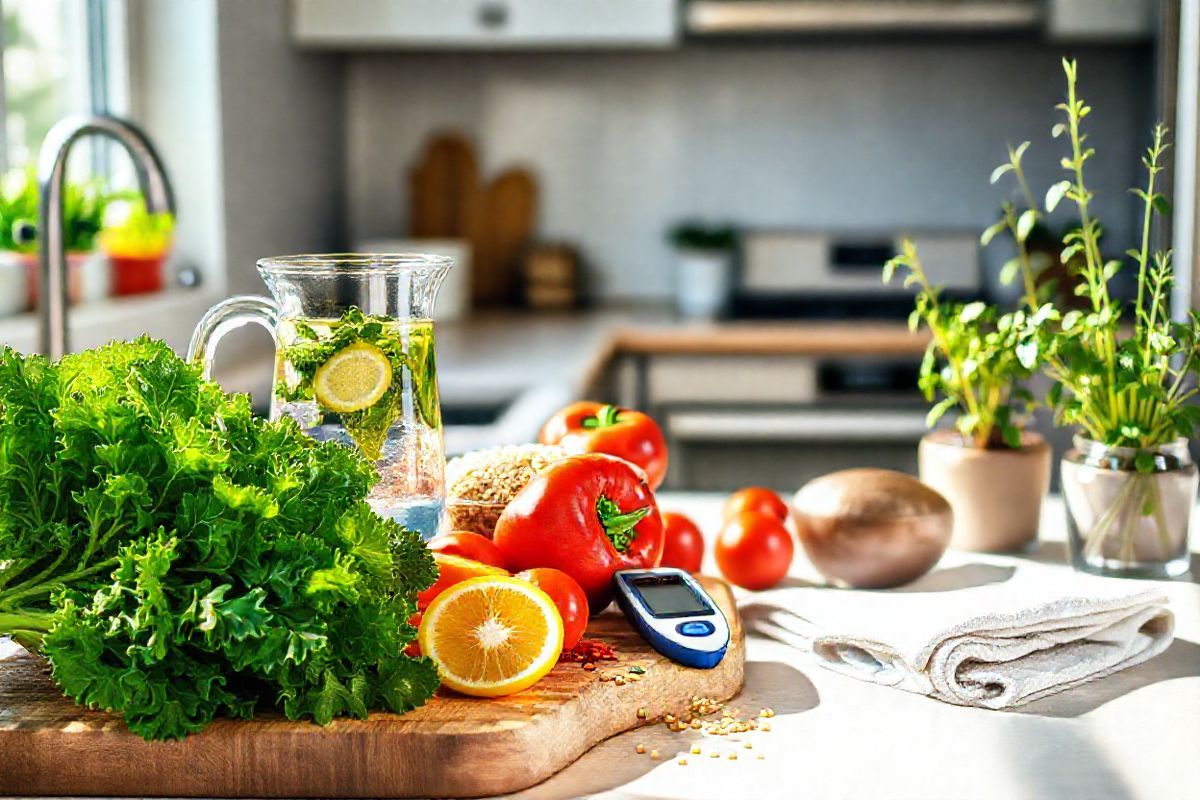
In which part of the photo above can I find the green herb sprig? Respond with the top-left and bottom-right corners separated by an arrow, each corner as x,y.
0,339 -> 439,740
884,242 -> 1039,449
1007,60 -> 1200,451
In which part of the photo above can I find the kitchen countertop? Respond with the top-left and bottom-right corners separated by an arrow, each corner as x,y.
504,494 -> 1200,800
2,496 -> 1194,798
436,308 -> 926,453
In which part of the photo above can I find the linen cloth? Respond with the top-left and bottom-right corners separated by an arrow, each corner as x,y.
739,559 -> 1174,709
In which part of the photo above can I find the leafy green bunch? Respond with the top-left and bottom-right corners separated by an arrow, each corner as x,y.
1001,60 -> 1200,451
282,307 -> 440,461
0,338 -> 438,740
885,242 -> 1039,448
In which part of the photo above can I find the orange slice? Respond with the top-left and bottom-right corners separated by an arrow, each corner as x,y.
418,576 -> 564,697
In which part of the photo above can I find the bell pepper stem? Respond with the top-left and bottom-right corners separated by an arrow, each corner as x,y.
596,495 -> 651,553
582,405 -> 622,429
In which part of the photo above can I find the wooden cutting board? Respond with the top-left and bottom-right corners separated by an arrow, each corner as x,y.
0,577 -> 743,798
408,132 -> 481,241
476,167 -> 538,305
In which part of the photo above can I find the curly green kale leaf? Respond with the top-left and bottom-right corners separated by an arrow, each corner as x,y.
0,338 -> 438,740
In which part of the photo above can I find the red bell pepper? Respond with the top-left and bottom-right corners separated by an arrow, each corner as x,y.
493,453 -> 664,610
539,402 -> 669,490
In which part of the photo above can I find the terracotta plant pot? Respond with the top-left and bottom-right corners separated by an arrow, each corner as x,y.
109,253 -> 166,296
918,429 -> 1051,553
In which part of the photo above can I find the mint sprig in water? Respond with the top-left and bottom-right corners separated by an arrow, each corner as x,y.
282,307 -> 439,460
0,338 -> 439,740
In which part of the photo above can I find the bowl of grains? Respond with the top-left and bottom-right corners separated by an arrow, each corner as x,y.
445,444 -> 568,537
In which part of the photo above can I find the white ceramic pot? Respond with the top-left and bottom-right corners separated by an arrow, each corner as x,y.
674,248 -> 732,319
918,429 -> 1051,553
0,252 -> 29,317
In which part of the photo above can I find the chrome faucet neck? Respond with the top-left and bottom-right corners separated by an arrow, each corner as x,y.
36,114 -> 175,358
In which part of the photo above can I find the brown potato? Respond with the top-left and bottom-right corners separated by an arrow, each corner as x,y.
791,469 -> 952,588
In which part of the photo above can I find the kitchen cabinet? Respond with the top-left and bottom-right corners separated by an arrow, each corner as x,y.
291,0 -> 678,50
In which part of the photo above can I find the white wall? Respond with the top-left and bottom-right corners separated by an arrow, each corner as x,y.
346,41 -> 1153,301
130,0 -> 226,294
216,0 -> 347,296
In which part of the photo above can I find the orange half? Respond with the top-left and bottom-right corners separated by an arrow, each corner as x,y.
418,576 -> 564,698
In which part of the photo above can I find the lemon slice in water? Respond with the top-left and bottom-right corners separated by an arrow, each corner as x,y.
313,342 -> 392,413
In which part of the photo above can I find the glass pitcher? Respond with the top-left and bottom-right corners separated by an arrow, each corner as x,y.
188,253 -> 451,539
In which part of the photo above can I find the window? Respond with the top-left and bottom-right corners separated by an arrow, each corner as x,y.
0,0 -> 128,177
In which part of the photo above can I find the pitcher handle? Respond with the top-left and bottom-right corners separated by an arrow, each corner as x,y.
187,295 -> 280,379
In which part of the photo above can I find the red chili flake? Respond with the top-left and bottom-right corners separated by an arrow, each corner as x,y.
560,638 -> 618,666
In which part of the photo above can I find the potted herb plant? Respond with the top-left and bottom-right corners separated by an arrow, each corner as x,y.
98,198 -> 175,295
667,221 -> 738,319
1012,61 -> 1199,578
884,242 -> 1051,552
0,169 -> 113,312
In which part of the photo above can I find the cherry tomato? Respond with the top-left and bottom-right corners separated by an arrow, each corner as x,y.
429,531 -> 507,569
417,553 -> 509,610
404,612 -> 423,657
659,512 -> 704,573
715,511 -> 794,591
539,402 -> 669,490
516,568 -> 590,651
723,487 -> 789,522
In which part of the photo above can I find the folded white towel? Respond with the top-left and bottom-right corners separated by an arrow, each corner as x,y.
740,560 -> 1174,710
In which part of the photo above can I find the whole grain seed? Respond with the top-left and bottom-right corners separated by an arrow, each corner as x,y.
636,744 -> 646,754
650,750 -> 660,760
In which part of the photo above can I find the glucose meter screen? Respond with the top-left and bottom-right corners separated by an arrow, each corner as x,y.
632,577 -> 711,617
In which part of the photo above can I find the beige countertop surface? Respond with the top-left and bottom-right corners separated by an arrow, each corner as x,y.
434,308 -> 926,453
505,494 -> 1200,800
1,496 -> 1194,799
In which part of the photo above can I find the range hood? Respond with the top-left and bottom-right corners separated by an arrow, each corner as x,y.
685,0 -> 1042,35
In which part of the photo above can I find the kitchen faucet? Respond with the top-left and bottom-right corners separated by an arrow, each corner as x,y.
36,114 -> 175,358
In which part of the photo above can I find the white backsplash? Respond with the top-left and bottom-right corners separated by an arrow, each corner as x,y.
346,41 -> 1151,301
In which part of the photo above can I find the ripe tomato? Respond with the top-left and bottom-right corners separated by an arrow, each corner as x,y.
404,612 -> 423,657
429,531 -> 507,569
417,553 -> 509,610
659,511 -> 704,573
715,511 -> 794,591
539,402 -> 669,490
723,487 -> 789,522
516,568 -> 590,651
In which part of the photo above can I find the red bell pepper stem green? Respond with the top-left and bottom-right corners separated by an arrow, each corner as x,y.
582,405 -> 622,429
596,496 -> 652,552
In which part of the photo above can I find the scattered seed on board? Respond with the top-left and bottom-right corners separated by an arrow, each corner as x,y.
677,758 -> 688,766
757,754 -> 766,760
636,707 -> 648,720
728,752 -> 738,761
636,744 -> 646,754
650,750 -> 660,760
709,752 -> 720,759
744,742 -> 753,749
760,722 -> 771,732
690,745 -> 702,755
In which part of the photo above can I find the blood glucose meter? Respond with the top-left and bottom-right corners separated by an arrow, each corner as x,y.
613,568 -> 730,669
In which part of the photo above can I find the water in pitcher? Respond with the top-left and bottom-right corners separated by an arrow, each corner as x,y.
271,308 -> 445,539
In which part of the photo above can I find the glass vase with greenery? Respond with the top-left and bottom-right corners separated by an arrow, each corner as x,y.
1003,60 -> 1200,577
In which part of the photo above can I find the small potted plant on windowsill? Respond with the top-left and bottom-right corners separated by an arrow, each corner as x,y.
0,169 -> 113,315
98,198 -> 174,296
1014,60 -> 1200,579
885,242 -> 1051,553
667,221 -> 738,319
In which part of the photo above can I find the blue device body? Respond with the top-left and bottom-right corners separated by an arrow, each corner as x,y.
613,568 -> 730,669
